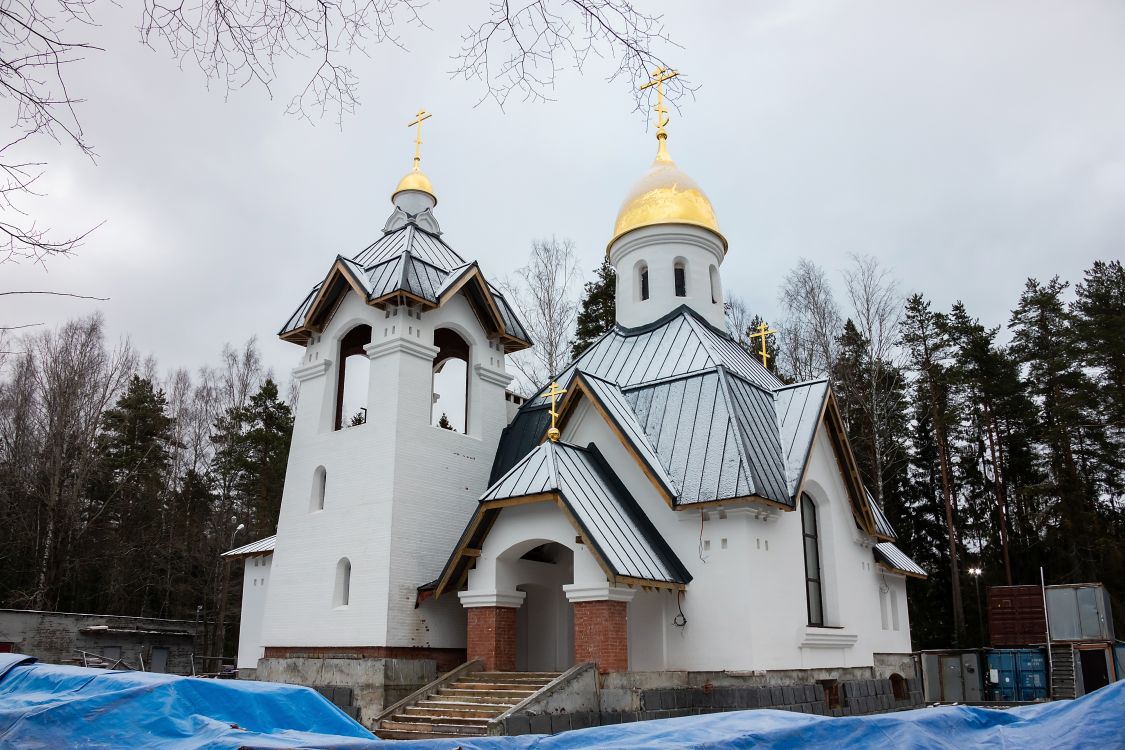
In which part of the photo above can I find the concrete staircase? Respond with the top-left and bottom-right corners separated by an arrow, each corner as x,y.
376,671 -> 561,740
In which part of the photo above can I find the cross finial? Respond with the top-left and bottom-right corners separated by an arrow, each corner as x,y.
639,66 -> 679,158
408,108 -> 432,171
749,321 -> 778,369
545,381 -> 567,442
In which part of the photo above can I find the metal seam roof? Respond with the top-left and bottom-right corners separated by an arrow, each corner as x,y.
222,535 -> 276,557
874,542 -> 925,577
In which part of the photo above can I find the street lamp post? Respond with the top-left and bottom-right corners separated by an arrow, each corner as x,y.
215,519 -> 245,673
969,567 -> 984,645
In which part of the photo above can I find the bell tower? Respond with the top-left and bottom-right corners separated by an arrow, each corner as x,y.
253,113 -> 532,710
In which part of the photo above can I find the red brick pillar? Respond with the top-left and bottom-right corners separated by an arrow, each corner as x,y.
572,599 -> 629,674
466,606 -> 518,671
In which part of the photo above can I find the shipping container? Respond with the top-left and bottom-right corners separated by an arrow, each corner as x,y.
988,585 -> 1047,647
920,650 -> 983,703
985,648 -> 1048,702
1046,584 -> 1115,642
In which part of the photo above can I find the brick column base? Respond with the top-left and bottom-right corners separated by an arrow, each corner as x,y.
466,606 -> 518,671
573,599 -> 628,673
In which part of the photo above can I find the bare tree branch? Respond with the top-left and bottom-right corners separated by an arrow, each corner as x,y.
0,290 -> 108,299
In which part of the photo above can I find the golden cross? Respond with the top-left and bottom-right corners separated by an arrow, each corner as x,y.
640,67 -> 679,141
749,321 -> 778,369
545,381 -> 567,442
408,108 -> 432,171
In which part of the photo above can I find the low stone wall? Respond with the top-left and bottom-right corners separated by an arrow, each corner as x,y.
255,656 -> 436,729
494,674 -> 924,736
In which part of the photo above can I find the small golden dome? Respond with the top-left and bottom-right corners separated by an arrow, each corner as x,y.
392,168 -> 437,204
608,141 -> 725,253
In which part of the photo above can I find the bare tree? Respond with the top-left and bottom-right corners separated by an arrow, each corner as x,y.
843,253 -> 906,504
501,237 -> 580,393
778,258 -> 842,381
3,1 -> 685,266
723,294 -> 754,351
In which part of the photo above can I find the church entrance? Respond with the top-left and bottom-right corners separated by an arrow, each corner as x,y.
511,542 -> 574,672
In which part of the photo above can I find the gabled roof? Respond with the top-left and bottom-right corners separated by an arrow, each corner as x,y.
222,535 -> 276,558
554,371 -> 679,502
436,441 -> 691,596
278,221 -> 531,351
867,489 -> 897,541
874,542 -> 926,578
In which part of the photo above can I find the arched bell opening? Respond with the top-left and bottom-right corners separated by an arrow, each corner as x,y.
335,324 -> 372,430
432,327 -> 470,433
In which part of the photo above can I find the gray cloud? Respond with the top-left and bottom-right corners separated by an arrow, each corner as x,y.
5,0 -> 1123,380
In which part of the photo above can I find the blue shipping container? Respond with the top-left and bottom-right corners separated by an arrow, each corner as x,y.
987,648 -> 1048,702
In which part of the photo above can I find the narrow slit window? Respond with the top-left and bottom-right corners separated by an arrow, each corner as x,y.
311,466 -> 326,512
674,261 -> 687,297
640,266 -> 650,301
801,494 -> 824,626
334,558 -> 351,607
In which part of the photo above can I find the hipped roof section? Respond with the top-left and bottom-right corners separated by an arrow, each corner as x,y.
435,441 -> 691,597
490,306 -> 895,538
874,542 -> 927,578
278,222 -> 530,351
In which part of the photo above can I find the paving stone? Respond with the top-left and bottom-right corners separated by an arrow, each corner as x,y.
529,714 -> 552,735
769,686 -> 785,706
571,713 -> 592,730
550,714 -> 571,733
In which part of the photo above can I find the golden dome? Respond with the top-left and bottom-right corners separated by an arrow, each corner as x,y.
392,168 -> 437,204
608,140 -> 725,253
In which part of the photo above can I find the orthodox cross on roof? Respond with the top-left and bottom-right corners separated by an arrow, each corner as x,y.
640,67 -> 679,147
545,381 -> 567,442
408,108 -> 432,171
749,321 -> 778,369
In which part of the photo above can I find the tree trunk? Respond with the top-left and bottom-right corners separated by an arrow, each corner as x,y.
982,400 -> 1013,585
929,377 -> 966,643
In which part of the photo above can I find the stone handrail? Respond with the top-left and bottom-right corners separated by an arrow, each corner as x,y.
488,662 -> 598,734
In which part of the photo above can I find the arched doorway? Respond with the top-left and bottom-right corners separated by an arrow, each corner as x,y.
508,542 -> 574,672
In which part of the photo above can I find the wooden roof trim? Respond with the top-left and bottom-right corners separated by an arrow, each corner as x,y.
438,265 -> 532,349
303,257 -> 373,332
673,494 -> 792,513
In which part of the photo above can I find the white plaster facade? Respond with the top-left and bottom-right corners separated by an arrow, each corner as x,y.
237,555 -> 271,669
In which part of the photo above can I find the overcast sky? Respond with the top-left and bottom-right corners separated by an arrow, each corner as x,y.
6,0 -> 1124,382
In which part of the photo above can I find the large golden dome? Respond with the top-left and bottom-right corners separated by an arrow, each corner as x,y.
609,140 -> 725,253
392,167 -> 437,204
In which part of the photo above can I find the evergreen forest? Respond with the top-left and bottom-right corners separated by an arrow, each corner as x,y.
1,257 -> 1122,658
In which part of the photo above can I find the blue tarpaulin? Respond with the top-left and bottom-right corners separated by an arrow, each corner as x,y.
1,653 -> 1123,749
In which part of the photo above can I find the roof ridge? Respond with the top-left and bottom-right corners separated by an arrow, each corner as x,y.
680,309 -> 724,367
773,377 -> 831,392
712,367 -> 758,498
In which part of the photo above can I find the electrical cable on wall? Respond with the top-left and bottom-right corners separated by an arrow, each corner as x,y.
673,589 -> 687,629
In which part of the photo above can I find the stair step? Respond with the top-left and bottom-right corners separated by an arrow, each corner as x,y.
476,672 -> 561,680
404,705 -> 507,719
375,728 -> 475,740
391,713 -> 491,726
433,692 -> 524,705
453,681 -> 546,691
381,719 -> 487,735
416,699 -> 515,711
441,687 -> 536,698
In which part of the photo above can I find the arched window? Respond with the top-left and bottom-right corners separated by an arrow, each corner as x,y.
311,466 -> 326,512
674,259 -> 687,298
336,325 -> 372,430
636,261 -> 650,301
334,558 -> 351,607
801,494 -> 824,626
709,265 -> 721,305
432,328 -> 470,433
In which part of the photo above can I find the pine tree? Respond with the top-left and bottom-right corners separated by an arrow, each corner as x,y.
437,412 -> 455,431
570,259 -> 616,360
1073,260 -> 1125,427
901,294 -> 966,644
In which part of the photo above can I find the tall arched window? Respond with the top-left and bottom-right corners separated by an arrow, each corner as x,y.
336,325 -> 372,430
311,466 -> 326,512
636,262 -> 650,301
674,259 -> 687,297
432,328 -> 470,433
334,558 -> 351,607
801,494 -> 824,626
709,265 -> 721,305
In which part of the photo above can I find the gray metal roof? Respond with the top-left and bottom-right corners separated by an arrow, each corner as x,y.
279,217 -> 530,347
222,535 -> 276,558
475,441 -> 690,586
867,489 -> 897,540
573,371 -> 679,499
774,379 -> 830,496
874,542 -> 926,577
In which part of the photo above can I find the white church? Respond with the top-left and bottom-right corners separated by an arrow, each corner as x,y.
224,89 -> 925,726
